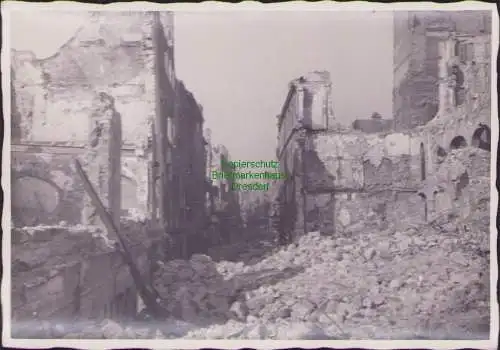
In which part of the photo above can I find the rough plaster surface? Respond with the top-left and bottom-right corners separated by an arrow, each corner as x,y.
82,92 -> 122,229
11,12 -> 156,147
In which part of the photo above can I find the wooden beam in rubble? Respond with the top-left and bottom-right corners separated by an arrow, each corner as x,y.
73,159 -> 168,319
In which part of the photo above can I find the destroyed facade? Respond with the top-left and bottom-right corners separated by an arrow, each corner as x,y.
7,9 -> 493,340
274,10 -> 492,241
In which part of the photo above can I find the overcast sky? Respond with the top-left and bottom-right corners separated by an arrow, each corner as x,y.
10,10 -> 393,162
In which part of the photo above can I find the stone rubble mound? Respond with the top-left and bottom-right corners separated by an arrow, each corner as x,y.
152,254 -> 236,324
149,199 -> 490,339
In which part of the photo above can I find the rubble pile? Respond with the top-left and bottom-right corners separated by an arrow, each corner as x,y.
148,159 -> 491,339
148,219 -> 489,339
196,231 -> 487,339
152,254 -> 236,325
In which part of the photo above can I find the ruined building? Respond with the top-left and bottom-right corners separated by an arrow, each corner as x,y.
10,11 -> 210,328
11,11 -> 207,237
274,10 -> 492,240
393,10 -> 492,130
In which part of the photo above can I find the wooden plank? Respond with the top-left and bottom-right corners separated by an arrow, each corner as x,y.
73,159 -> 167,319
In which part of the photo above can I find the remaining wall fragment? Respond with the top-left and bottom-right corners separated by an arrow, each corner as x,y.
82,92 -> 122,231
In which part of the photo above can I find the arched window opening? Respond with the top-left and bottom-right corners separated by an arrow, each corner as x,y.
12,176 -> 62,227
433,190 -> 439,213
471,125 -> 491,152
450,136 -> 467,150
418,193 -> 428,222
420,143 -> 426,181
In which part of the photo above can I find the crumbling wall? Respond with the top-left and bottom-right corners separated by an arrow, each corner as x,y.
392,11 -> 491,131
283,130 -> 429,236
10,12 -> 160,220
306,131 -> 424,192
11,12 -> 156,146
419,146 -> 490,222
11,147 -> 151,227
302,189 -> 426,235
176,81 -> 209,239
11,221 -> 152,335
82,92 -> 122,229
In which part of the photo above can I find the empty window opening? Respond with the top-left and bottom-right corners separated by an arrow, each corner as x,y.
436,146 -> 447,157
472,125 -> 491,152
418,193 -> 428,222
455,41 -> 475,63
436,146 -> 447,163
433,190 -> 439,211
450,136 -> 467,150
450,64 -> 465,106
455,171 -> 469,199
420,143 -> 426,181
433,189 -> 439,199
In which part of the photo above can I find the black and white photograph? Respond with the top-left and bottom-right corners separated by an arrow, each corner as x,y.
1,1 -> 498,348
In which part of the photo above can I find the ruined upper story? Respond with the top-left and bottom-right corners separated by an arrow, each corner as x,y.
393,10 -> 492,130
276,71 -> 335,159
176,80 -> 204,147
11,11 -> 175,149
275,50 -> 492,194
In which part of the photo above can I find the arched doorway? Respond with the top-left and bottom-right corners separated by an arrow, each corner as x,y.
471,125 -> 491,152
12,176 -> 61,226
450,136 -> 467,150
420,143 -> 426,181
